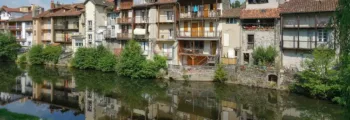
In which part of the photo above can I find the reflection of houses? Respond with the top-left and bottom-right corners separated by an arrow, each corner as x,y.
13,72 -> 33,96
31,79 -> 80,111
280,0 -> 337,70
85,90 -> 121,120
0,92 -> 24,105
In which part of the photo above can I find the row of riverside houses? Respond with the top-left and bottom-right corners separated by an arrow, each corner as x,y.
0,0 -> 338,71
0,5 -> 44,49
95,0 -> 337,70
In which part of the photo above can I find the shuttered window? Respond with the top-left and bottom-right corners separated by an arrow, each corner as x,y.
184,21 -> 188,32
210,22 -> 214,32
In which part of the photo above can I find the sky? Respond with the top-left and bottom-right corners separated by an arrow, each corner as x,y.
0,0 -> 245,10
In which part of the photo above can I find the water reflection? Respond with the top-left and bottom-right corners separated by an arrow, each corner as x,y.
0,64 -> 348,120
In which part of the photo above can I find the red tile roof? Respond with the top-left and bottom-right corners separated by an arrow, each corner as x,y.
280,0 -> 338,14
1,6 -> 21,12
240,8 -> 280,19
222,8 -> 241,18
34,3 -> 84,18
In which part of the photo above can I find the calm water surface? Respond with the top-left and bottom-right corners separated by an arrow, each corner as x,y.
0,63 -> 348,120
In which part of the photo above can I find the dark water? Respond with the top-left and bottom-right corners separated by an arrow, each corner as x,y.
0,63 -> 348,120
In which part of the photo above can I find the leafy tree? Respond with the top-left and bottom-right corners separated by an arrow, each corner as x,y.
97,52 -> 117,72
42,45 -> 62,64
116,40 -> 146,79
231,0 -> 241,8
72,48 -> 98,69
0,32 -> 21,61
252,46 -> 277,66
292,46 -> 342,103
28,45 -> 44,65
335,0 -> 350,107
214,63 -> 228,83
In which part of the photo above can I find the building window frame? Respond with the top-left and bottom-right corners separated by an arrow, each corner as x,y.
166,11 -> 173,21
88,20 -> 92,31
247,34 -> 254,49
318,29 -> 329,42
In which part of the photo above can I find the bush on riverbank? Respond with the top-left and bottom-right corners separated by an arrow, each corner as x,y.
0,33 -> 21,61
252,46 -> 278,66
28,45 -> 62,64
291,46 -> 344,104
116,40 -> 167,79
214,63 -> 228,83
29,45 -> 44,64
17,53 -> 27,64
72,45 -> 117,72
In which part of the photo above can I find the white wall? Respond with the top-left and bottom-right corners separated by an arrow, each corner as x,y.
245,0 -> 279,9
283,50 -> 310,70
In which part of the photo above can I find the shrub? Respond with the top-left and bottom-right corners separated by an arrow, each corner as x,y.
116,40 -> 146,78
42,45 -> 62,64
97,52 -> 117,72
214,63 -> 228,83
17,53 -> 27,64
0,32 -> 20,61
72,48 -> 98,69
29,45 -> 44,65
252,46 -> 278,66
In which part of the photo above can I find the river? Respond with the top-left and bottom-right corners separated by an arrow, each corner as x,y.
0,63 -> 348,120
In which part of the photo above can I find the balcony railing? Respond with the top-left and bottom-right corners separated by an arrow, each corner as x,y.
242,23 -> 275,30
178,30 -> 221,38
55,36 -> 72,43
282,40 -> 330,49
0,25 -> 7,29
133,0 -> 156,6
159,16 -> 174,23
105,29 -> 116,38
16,35 -> 25,41
8,26 -> 21,30
180,48 -> 204,55
26,25 -> 33,30
135,17 -> 149,24
117,18 -> 133,24
134,34 -> 149,39
117,33 -> 132,39
180,10 -> 220,19
159,32 -> 174,40
54,24 -> 79,30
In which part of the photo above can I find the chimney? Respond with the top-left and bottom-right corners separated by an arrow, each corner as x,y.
51,0 -> 55,9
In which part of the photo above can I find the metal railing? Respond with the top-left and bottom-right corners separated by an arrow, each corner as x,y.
117,33 -> 132,39
180,10 -> 221,19
134,34 -> 149,39
159,16 -> 174,23
8,26 -> 21,29
180,48 -> 205,54
178,30 -> 221,38
105,29 -> 116,38
54,24 -> 79,29
117,18 -> 133,24
283,40 -> 318,49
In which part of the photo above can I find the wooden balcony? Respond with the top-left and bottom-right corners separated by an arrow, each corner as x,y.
117,33 -> 132,40
8,26 -> 21,30
242,23 -> 275,30
117,18 -> 132,24
180,10 -> 220,20
54,24 -> 79,30
135,17 -> 149,24
177,30 -> 221,40
282,40 -> 323,50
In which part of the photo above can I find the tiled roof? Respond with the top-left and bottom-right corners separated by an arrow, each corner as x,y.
87,0 -> 114,7
240,8 -> 280,19
0,6 -> 21,12
280,0 -> 338,14
221,8 -> 241,18
9,14 -> 32,22
34,3 -> 84,18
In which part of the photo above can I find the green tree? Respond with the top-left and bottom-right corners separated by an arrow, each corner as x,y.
72,47 -> 98,69
292,46 -> 342,102
0,32 -> 21,61
335,0 -> 350,107
116,40 -> 146,79
231,0 -> 241,8
42,45 -> 62,64
28,45 -> 44,65
214,63 -> 228,83
252,46 -> 278,66
97,52 -> 117,72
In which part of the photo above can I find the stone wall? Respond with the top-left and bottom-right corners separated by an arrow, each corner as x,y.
167,65 -> 215,81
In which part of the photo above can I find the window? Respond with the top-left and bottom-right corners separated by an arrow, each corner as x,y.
34,30 -> 36,36
166,11 -> 173,20
210,22 -> 214,32
248,0 -> 269,4
318,29 -> 329,42
88,20 -> 92,31
247,35 -> 254,49
235,50 -> 238,57
169,29 -> 173,38
181,6 -> 186,13
88,101 -> 92,112
226,18 -> 237,24
184,21 -> 188,32
88,34 -> 92,40
139,42 -> 149,55
75,42 -> 83,47
141,11 -> 145,21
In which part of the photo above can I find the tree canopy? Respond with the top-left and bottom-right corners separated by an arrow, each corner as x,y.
0,32 -> 21,61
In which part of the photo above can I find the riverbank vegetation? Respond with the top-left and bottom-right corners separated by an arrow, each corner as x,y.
72,45 -> 116,72
28,45 -> 62,65
0,33 -> 21,61
214,63 -> 228,83
252,46 -> 278,66
291,46 -> 344,104
72,40 -> 167,79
